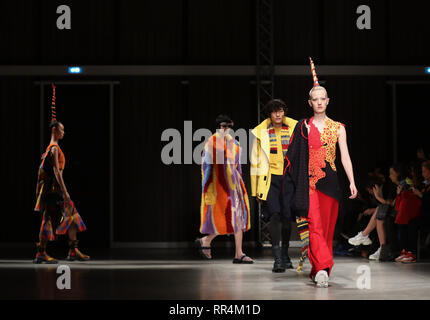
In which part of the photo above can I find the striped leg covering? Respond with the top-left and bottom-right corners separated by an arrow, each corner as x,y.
296,216 -> 309,272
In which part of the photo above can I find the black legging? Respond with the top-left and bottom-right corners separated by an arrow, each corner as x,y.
267,212 -> 291,247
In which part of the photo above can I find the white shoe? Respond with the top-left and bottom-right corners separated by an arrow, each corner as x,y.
315,270 -> 329,288
369,247 -> 381,260
348,232 -> 372,246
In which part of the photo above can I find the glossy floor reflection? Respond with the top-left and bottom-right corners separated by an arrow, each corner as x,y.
1,247 -> 429,300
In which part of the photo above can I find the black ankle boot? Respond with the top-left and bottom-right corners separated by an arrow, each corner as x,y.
379,244 -> 395,262
281,246 -> 293,269
272,245 -> 285,273
67,239 -> 90,261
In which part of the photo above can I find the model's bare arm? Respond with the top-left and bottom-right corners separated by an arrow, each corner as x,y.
338,125 -> 357,199
51,146 -> 70,202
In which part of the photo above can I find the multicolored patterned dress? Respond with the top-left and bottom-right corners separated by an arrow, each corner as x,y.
200,133 -> 251,235
34,143 -> 86,241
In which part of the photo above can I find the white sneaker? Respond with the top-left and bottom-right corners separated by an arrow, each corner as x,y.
348,232 -> 372,246
315,270 -> 329,288
369,247 -> 381,260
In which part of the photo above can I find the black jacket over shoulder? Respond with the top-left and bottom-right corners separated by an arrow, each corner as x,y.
285,119 -> 310,218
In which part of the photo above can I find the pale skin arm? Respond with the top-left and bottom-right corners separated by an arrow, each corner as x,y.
51,146 -> 71,203
337,125 -> 358,199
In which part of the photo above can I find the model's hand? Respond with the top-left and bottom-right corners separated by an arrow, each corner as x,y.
349,183 -> 358,199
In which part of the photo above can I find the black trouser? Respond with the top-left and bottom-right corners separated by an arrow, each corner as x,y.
398,217 -> 420,254
267,213 -> 291,247
262,174 -> 294,247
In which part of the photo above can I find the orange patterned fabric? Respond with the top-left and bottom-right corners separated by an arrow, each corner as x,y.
309,147 -> 326,193
320,118 -> 341,171
308,118 -> 341,193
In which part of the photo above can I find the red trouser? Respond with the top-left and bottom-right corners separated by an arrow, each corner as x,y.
307,189 -> 339,278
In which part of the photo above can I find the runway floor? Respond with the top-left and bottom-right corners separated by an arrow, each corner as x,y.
1,247 -> 430,300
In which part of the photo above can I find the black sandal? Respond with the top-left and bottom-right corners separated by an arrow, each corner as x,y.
195,238 -> 212,260
233,254 -> 254,264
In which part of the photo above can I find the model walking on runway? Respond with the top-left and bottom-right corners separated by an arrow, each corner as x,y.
196,114 -> 253,263
250,99 -> 297,272
286,58 -> 357,287
34,84 -> 89,263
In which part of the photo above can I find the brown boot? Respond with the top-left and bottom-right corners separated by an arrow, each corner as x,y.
67,240 -> 90,261
33,240 -> 58,264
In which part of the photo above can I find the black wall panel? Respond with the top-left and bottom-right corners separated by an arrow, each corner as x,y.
114,77 -> 186,242
273,0 -> 322,65
388,3 -> 430,64
187,0 -> 254,64
323,0 -> 387,64
0,79 -> 40,242
0,1 -> 38,64
119,1 -> 184,64
38,0 -> 116,64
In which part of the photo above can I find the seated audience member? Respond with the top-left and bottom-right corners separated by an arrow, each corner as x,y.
349,164 -> 404,261
393,161 -> 423,263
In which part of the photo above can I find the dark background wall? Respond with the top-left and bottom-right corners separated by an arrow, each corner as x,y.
1,0 -> 429,246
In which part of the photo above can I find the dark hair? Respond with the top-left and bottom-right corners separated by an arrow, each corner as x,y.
263,99 -> 287,118
215,114 -> 233,128
390,163 -> 407,181
408,161 -> 424,188
49,121 -> 60,129
365,176 -> 384,189
422,160 -> 430,172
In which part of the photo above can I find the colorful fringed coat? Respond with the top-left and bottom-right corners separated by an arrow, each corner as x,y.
200,133 -> 251,235
34,143 -> 86,241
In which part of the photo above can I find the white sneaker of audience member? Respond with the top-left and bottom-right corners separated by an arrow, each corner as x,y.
348,231 -> 372,246
369,247 -> 381,260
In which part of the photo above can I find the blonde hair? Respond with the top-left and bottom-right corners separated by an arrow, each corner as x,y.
308,86 -> 328,99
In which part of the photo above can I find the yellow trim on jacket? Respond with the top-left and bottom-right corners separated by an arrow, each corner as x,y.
250,116 -> 297,200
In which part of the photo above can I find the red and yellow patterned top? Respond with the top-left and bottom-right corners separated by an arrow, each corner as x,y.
308,117 -> 342,191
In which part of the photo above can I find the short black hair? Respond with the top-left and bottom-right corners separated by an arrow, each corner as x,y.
263,99 -> 287,118
215,114 -> 233,128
